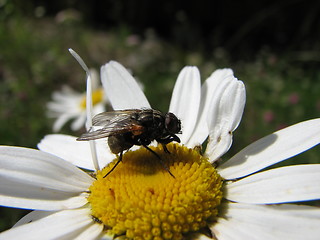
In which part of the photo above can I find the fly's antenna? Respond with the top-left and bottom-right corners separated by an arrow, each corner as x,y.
69,48 -> 100,171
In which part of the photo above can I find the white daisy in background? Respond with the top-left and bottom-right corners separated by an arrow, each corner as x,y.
1,57 -> 320,240
47,68 -> 106,132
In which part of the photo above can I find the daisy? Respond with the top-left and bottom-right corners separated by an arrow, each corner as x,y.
46,68 -> 106,132
1,58 -> 320,240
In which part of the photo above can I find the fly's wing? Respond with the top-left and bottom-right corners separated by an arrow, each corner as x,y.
77,109 -> 144,141
92,109 -> 142,126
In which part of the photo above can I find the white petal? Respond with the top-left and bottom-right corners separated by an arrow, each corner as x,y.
0,146 -> 92,210
218,118 -> 320,179
101,61 -> 150,110
194,236 -> 213,240
38,134 -> 114,170
212,202 -> 320,240
187,69 -> 236,147
14,211 -> 54,227
169,66 -> 201,144
52,114 -> 73,132
93,103 -> 106,115
71,113 -> 86,131
226,164 -> 320,204
205,78 -> 245,162
188,233 -> 213,240
0,208 -> 103,240
89,68 -> 100,90
74,223 -> 106,240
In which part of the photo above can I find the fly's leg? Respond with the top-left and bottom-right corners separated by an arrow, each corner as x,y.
159,134 -> 180,154
159,157 -> 175,178
162,144 -> 170,154
143,144 -> 160,159
103,151 -> 123,178
142,145 -> 175,178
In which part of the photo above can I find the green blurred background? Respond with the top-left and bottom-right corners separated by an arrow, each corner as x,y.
1,0 -> 319,232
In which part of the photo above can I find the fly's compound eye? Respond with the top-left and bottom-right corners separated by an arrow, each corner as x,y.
165,113 -> 181,134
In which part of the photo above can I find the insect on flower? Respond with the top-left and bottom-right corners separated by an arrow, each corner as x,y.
77,109 -> 182,177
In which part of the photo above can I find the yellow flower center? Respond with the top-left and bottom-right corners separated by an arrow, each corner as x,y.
80,88 -> 104,110
88,143 -> 223,240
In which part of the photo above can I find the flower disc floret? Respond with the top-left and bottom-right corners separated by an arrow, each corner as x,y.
88,144 -> 223,240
